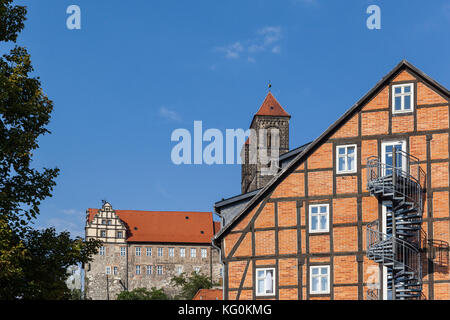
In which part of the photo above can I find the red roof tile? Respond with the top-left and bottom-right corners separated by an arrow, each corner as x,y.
255,92 -> 290,117
193,289 -> 223,300
87,208 -> 214,243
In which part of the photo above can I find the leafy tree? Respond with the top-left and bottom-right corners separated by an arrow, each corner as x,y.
0,227 -> 102,299
116,287 -> 170,300
1,0 -> 59,235
171,272 -> 219,300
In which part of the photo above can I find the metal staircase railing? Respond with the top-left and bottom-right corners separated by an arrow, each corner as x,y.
365,149 -> 425,300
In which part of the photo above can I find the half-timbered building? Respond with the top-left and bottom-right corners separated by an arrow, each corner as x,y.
213,60 -> 450,300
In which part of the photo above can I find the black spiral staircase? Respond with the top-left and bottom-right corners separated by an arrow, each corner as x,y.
365,149 -> 426,300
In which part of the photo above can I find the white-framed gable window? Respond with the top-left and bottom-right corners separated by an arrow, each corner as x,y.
310,266 -> 330,294
336,145 -> 357,174
256,268 -> 275,296
392,83 -> 414,113
309,204 -> 329,233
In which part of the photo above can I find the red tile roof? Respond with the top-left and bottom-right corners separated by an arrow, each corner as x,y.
87,208 -> 215,243
193,289 -> 223,300
255,92 -> 290,117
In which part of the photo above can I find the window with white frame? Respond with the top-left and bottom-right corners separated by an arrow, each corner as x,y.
120,247 -> 126,256
146,247 -> 152,256
99,246 -> 105,256
105,266 -> 111,275
136,265 -> 141,275
176,266 -> 183,275
117,231 -> 123,239
135,247 -> 141,256
157,247 -> 163,257
194,267 -> 201,273
180,248 -> 186,257
392,83 -> 414,113
146,265 -> 152,275
310,266 -> 330,294
256,268 -> 275,296
337,145 -> 356,174
309,204 -> 329,233
169,248 -> 174,257
201,248 -> 207,258
190,248 -> 196,258
113,266 -> 118,275
100,230 -> 106,237
156,266 -> 163,275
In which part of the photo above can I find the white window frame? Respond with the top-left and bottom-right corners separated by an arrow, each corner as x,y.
136,265 -> 141,275
113,266 -> 118,275
194,267 -> 201,274
176,266 -> 183,275
310,265 -> 330,294
146,247 -> 152,256
392,83 -> 414,114
309,204 -> 330,233
99,246 -> 105,256
120,247 -> 126,256
255,268 -> 276,297
156,266 -> 163,275
169,247 -> 174,257
336,144 -> 357,174
105,266 -> 111,275
201,248 -> 207,259
190,248 -> 196,258
135,247 -> 141,256
117,231 -> 123,239
146,265 -> 152,275
100,230 -> 106,237
180,248 -> 186,257
157,247 -> 163,257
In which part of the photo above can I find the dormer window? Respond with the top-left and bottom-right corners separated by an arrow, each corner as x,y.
392,83 -> 414,113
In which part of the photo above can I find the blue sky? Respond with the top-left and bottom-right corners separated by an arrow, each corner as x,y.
4,0 -> 450,237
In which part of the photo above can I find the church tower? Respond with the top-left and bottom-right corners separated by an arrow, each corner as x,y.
241,92 -> 290,193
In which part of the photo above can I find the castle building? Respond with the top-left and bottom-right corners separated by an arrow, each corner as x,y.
84,202 -> 222,300
213,60 -> 450,300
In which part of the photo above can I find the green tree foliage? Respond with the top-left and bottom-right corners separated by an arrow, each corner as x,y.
170,272 -> 218,300
0,227 -> 102,299
1,0 -> 59,235
116,287 -> 170,300
0,0 -> 89,300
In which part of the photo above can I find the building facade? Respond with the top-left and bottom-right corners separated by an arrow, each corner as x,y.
214,60 -> 450,300
84,202 -> 222,300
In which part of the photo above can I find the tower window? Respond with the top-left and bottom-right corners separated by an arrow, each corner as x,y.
392,83 -> 414,113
